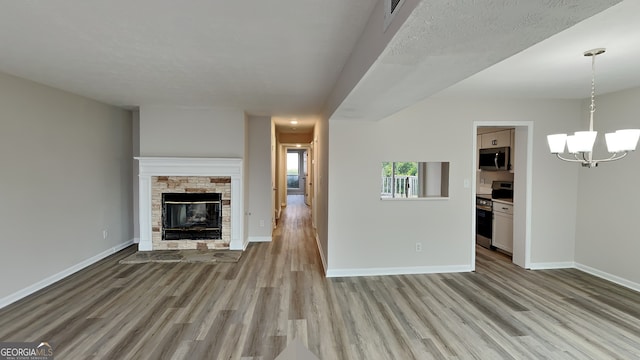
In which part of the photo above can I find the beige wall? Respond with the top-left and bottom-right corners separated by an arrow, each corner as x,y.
244,112 -> 250,246
271,120 -> 279,225
132,110 -> 140,240
247,116 -> 273,241
139,105 -> 245,157
327,96 -> 582,273
314,114 -> 330,271
0,72 -> 133,304
279,132 -> 313,144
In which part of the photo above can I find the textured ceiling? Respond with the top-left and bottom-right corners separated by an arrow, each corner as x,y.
0,0 -> 376,115
331,0 -> 622,121
1,0 -> 635,128
437,0 -> 640,99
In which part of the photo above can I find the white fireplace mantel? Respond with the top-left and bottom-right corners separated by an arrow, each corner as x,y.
135,157 -> 244,251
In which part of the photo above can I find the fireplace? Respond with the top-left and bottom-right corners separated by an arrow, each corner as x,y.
150,176 -> 231,250
136,157 -> 244,251
162,193 -> 222,240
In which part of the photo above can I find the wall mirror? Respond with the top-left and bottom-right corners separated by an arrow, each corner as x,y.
381,161 -> 450,199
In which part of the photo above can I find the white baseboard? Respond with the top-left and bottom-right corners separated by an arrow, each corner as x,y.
528,261 -> 575,270
315,233 -> 327,275
0,239 -> 135,310
575,262 -> 640,292
248,236 -> 272,242
326,264 -> 472,278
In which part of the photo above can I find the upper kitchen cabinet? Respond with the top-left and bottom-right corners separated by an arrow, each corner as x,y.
476,134 -> 481,170
481,129 -> 511,149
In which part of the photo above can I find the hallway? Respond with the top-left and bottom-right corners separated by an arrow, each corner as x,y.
2,195 -> 640,359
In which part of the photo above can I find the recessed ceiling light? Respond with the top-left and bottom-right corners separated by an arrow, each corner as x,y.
296,144 -> 301,148
290,120 -> 298,125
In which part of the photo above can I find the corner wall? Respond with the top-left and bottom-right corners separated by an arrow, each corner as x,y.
137,105 -> 247,246
132,110 -> 140,241
314,114 -> 330,271
0,72 -> 133,305
574,86 -> 640,288
327,96 -> 582,274
247,116 -> 273,242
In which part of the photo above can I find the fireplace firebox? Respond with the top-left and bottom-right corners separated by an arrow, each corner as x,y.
162,193 -> 222,240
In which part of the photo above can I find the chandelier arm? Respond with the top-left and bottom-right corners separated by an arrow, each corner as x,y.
556,152 -> 629,165
592,152 -> 628,163
582,152 -> 589,162
556,154 -> 589,163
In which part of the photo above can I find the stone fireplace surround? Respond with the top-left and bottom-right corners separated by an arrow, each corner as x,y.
152,176 -> 229,250
136,157 -> 244,251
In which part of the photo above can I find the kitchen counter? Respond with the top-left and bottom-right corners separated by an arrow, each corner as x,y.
476,193 -> 513,205
493,198 -> 513,205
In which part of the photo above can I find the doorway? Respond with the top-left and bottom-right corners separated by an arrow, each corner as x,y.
473,122 -> 533,270
287,149 -> 306,196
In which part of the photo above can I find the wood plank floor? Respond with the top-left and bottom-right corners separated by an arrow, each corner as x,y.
2,195 -> 640,359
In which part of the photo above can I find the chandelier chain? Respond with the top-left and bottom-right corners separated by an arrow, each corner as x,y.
589,53 -> 596,132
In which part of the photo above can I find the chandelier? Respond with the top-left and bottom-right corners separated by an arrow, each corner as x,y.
547,48 -> 640,167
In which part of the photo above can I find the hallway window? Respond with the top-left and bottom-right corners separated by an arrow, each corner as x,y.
287,152 -> 300,188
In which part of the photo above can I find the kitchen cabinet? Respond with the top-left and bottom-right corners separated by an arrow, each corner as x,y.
481,130 -> 511,149
476,134 -> 481,170
510,129 -> 515,172
492,201 -> 513,253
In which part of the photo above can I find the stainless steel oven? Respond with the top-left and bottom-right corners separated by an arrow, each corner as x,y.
476,197 -> 492,248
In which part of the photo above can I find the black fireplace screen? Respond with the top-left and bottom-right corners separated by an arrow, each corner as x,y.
162,193 -> 222,240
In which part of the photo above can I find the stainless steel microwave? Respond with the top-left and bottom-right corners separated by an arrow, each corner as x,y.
479,147 -> 510,171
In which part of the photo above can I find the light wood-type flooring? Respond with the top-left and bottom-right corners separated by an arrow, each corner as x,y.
1,195 -> 640,359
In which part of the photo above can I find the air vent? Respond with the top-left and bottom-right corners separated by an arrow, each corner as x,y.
390,0 -> 402,14
384,0 -> 406,31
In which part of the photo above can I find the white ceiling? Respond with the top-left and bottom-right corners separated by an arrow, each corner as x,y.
1,0 -> 637,129
439,0 -> 640,99
0,0 -> 376,116
331,0 -> 625,121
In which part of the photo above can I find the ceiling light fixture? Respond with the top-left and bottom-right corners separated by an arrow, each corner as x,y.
290,120 -> 298,125
547,48 -> 640,168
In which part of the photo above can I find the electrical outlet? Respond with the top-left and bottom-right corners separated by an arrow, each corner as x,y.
259,220 -> 265,227
415,242 -> 422,252
103,230 -> 108,240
